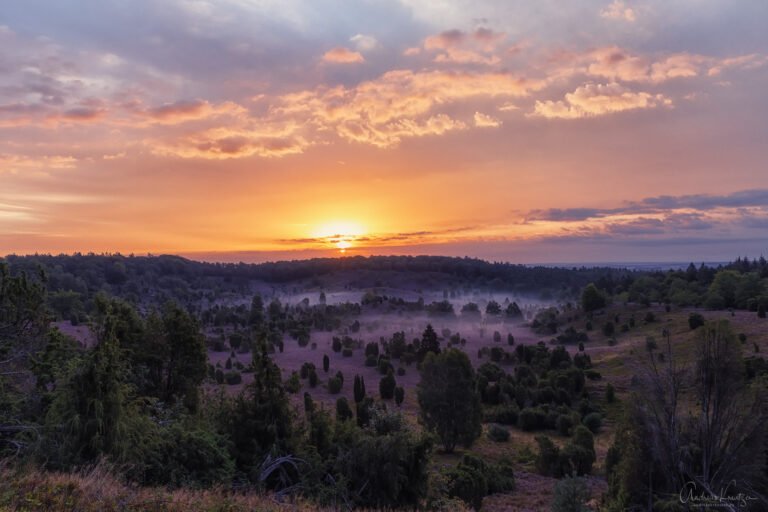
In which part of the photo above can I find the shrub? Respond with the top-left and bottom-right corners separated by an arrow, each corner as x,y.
214,368 -> 224,384
488,424 -> 510,442
584,370 -> 601,380
377,357 -> 392,375
602,321 -> 615,337
353,375 -> 366,403
300,362 -> 315,379
224,371 -> 242,385
484,404 -> 518,425
557,414 -> 573,436
379,371 -> 396,399
332,337 -> 342,352
507,334 -> 515,345
582,412 -> 602,433
446,464 -> 487,511
365,354 -> 378,367
535,435 -> 562,477
342,348 -> 353,357
518,407 -> 546,431
567,426 -> 596,475
336,397 -> 353,421
308,368 -> 318,388
688,313 -> 705,330
322,354 -> 330,373
394,386 -> 405,406
644,312 -> 656,323
284,371 -> 300,393
365,342 -> 379,357
327,376 -> 342,394
605,383 -> 615,403
552,475 -> 590,512
396,366 -> 406,376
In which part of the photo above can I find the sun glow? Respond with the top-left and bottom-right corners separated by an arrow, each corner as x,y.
311,221 -> 366,253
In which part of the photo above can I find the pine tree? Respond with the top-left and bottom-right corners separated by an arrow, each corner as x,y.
417,349 -> 482,452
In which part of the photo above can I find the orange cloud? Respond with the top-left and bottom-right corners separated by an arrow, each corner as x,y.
272,69 -> 543,147
531,82 -> 671,119
139,99 -> 246,123
566,47 -> 765,84
473,112 -> 501,128
151,123 -> 309,159
322,47 -> 365,64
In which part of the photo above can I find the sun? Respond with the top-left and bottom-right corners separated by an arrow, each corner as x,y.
311,221 -> 366,253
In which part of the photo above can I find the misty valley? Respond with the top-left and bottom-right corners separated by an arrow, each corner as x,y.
1,254 -> 767,511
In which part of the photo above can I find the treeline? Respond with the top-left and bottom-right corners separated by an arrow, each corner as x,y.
2,253 -> 635,310
591,257 -> 768,311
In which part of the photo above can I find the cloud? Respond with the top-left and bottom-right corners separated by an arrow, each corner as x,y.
271,68 -> 544,147
0,153 -> 78,173
350,34 -> 379,52
424,29 -> 467,50
137,99 -> 246,124
151,122 -> 310,159
564,47 -> 766,84
600,1 -> 636,22
640,189 -> 768,210
422,27 -> 507,65
322,47 -> 365,64
531,82 -> 671,119
474,112 -> 501,127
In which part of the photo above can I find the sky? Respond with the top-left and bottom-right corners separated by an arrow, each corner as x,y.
1,0 -> 767,264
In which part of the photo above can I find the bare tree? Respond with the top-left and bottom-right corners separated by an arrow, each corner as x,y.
633,322 -> 768,511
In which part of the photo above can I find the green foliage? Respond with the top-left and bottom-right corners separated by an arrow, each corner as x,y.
487,424 -> 510,442
418,349 -> 482,452
335,397 -> 353,422
379,371 -> 396,399
284,371 -> 300,393
605,383 -> 615,403
418,324 -> 441,361
330,425 -> 432,509
445,454 -> 515,510
688,312 -> 705,330
518,407 -> 546,431
224,340 -> 295,484
394,386 -> 404,406
551,475 -> 591,512
582,412 -> 602,433
353,374 -> 366,403
322,354 -> 329,373
581,283 -> 606,312
44,332 -> 149,469
535,435 -> 562,477
143,423 -> 235,488
327,376 -> 342,394
224,371 -> 242,385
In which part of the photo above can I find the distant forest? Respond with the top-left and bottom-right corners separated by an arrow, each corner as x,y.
3,253 -> 768,322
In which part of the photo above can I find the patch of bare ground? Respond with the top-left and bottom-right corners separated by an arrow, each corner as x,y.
481,472 -> 607,512
52,320 -> 97,348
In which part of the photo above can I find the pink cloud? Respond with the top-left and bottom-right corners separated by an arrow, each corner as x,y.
531,82 -> 672,119
322,47 -> 365,64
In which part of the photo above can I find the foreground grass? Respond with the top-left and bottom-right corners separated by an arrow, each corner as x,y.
0,463 -> 328,512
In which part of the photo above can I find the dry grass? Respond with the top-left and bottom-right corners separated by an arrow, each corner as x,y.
0,462 -> 325,512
